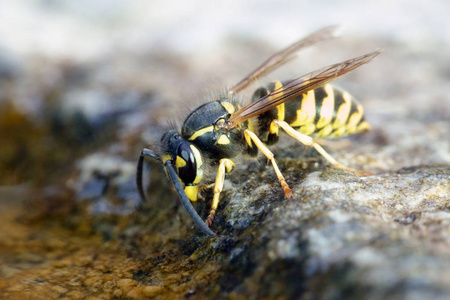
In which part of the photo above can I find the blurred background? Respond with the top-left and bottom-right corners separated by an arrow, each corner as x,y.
1,0 -> 449,58
0,0 -> 448,184
0,1 -> 449,299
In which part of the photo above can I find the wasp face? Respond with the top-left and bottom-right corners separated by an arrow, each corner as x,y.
160,130 -> 204,201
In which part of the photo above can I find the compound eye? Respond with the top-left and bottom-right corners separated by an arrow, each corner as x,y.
176,142 -> 197,184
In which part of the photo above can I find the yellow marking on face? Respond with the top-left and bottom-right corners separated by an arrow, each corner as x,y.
188,125 -> 214,141
218,134 -> 231,145
290,90 -> 315,127
298,123 -> 316,135
220,101 -> 235,114
346,104 -> 364,134
184,185 -> 199,202
162,154 -> 171,164
316,85 -> 335,129
175,156 -> 186,168
333,91 -> 352,129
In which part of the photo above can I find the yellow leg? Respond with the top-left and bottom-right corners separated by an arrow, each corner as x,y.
205,158 -> 235,227
244,129 -> 292,197
273,120 -> 373,175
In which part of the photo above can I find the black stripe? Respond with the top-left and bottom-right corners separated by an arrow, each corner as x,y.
284,94 -> 303,126
313,87 -> 327,132
330,88 -> 346,126
347,100 -> 359,126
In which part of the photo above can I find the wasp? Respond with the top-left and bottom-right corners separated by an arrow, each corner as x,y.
137,26 -> 382,236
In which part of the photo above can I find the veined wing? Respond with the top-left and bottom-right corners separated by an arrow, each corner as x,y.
228,25 -> 343,95
225,49 -> 383,129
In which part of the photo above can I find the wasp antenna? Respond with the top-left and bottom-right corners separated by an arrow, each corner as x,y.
142,148 -> 159,159
136,148 -> 159,203
165,160 -> 217,237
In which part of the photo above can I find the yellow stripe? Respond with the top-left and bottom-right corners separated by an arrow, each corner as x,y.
329,127 -> 347,138
190,145 -> 203,184
316,84 -> 335,129
190,145 -> 202,168
333,91 -> 351,129
290,90 -> 315,127
273,81 -> 285,121
277,103 -> 285,122
316,124 -> 333,137
298,123 -> 315,135
220,101 -> 235,114
188,125 -> 214,141
356,121 -> 371,132
346,104 -> 364,134
273,81 -> 282,90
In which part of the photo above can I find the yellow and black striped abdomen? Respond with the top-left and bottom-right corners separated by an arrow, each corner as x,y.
252,81 -> 371,145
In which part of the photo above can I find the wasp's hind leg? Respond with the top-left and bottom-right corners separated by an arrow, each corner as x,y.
271,120 -> 373,175
244,129 -> 292,197
205,158 -> 235,227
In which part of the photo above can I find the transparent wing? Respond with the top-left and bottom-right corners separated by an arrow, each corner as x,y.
228,25 -> 343,95
225,49 -> 383,128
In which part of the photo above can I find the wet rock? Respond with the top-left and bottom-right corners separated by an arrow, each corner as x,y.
74,153 -> 140,215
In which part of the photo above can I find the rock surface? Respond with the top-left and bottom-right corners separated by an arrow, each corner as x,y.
0,2 -> 449,299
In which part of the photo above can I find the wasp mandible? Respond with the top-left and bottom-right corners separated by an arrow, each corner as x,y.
137,26 -> 382,236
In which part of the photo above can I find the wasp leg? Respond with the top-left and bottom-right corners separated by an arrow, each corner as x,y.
271,120 -> 373,175
244,129 -> 292,197
205,158 -> 235,227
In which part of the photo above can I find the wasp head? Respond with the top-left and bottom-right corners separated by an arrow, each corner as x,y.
160,130 -> 204,201
137,130 -> 215,236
